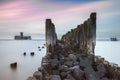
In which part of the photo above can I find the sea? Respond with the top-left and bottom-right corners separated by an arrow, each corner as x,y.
0,40 -> 46,80
0,39 -> 120,80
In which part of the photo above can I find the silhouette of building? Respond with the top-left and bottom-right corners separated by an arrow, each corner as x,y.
14,32 -> 31,40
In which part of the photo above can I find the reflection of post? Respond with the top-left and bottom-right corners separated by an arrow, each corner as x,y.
45,19 -> 57,54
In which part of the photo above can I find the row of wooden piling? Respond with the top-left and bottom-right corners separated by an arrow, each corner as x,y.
61,12 -> 96,54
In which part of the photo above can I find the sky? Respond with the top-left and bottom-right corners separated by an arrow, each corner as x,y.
0,0 -> 120,39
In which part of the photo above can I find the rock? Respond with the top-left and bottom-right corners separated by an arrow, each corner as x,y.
59,65 -> 69,72
59,58 -> 65,65
73,61 -> 79,66
38,46 -> 40,48
76,54 -> 81,61
33,71 -> 43,80
44,74 -> 50,80
64,61 -> 73,67
60,72 -> 67,78
50,75 -> 61,80
79,56 -> 92,68
23,52 -> 26,56
30,52 -> 35,56
64,79 -> 70,80
39,49 -> 41,51
51,59 -> 59,69
66,74 -> 76,80
38,67 -> 43,72
69,65 -> 84,80
41,57 -> 51,73
100,77 -> 110,80
68,54 -> 77,61
97,63 -> 106,78
53,70 -> 59,75
85,67 -> 100,80
45,52 -> 52,58
42,46 -> 44,48
27,77 -> 37,80
10,62 -> 17,69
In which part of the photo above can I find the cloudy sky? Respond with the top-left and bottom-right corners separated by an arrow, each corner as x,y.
0,0 -> 120,39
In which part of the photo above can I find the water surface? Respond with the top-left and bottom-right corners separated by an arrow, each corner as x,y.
95,41 -> 120,66
0,40 -> 46,80
0,40 -> 120,80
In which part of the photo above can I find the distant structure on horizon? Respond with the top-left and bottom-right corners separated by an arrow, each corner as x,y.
110,37 -> 118,41
14,32 -> 31,40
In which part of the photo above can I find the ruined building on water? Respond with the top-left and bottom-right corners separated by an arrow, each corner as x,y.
14,32 -> 31,40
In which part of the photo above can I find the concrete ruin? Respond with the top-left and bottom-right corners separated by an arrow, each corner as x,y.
14,32 -> 31,40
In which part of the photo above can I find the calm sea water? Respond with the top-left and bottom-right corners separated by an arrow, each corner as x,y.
0,40 -> 46,80
0,40 -> 120,80
95,41 -> 120,66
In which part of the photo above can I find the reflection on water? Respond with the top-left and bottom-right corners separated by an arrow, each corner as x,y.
0,40 -> 46,80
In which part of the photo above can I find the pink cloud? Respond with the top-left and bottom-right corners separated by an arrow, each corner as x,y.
0,1 -> 45,22
0,0 -> 111,23
47,1 -> 111,17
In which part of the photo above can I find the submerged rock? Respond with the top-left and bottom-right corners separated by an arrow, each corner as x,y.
42,46 -> 44,49
23,52 -> 26,56
30,52 -> 35,56
39,49 -> 41,51
53,70 -> 59,75
10,62 -> 17,69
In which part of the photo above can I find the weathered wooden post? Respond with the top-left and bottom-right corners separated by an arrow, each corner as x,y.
90,12 -> 96,54
90,12 -> 96,63
45,19 -> 57,54
61,12 -> 96,56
